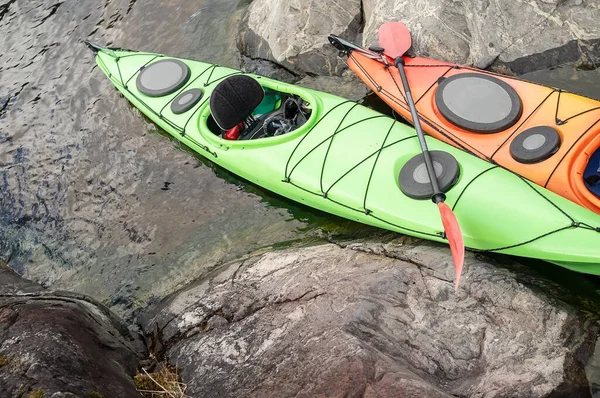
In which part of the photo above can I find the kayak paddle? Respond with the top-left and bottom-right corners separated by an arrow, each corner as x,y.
378,22 -> 465,291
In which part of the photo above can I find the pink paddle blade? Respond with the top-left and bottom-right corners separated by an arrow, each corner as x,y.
378,21 -> 412,57
437,201 -> 465,292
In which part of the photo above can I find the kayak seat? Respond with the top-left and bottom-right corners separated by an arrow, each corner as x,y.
210,75 -> 265,131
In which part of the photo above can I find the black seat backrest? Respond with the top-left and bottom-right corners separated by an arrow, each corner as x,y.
210,75 -> 265,130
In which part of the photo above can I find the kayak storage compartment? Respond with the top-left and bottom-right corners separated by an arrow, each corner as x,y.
135,58 -> 191,97
398,151 -> 460,200
171,88 -> 203,114
434,73 -> 523,133
509,126 -> 561,164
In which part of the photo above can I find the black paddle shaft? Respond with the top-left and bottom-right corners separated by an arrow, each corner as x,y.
394,56 -> 445,204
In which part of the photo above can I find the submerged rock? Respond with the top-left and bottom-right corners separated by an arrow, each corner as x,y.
141,242 -> 599,397
0,263 -> 146,397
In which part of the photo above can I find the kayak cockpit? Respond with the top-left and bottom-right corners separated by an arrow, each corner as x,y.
207,75 -> 312,141
584,146 -> 600,198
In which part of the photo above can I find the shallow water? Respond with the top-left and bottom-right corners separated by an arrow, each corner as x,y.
0,0 -> 373,320
2,0 -> 600,328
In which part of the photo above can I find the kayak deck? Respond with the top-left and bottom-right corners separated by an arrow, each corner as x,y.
89,44 -> 600,275
346,51 -> 600,215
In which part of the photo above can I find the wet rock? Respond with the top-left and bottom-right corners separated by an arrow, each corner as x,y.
238,0 -> 362,76
361,0 -> 600,72
0,263 -> 146,397
239,55 -> 299,83
296,70 -> 370,101
141,242 -> 599,397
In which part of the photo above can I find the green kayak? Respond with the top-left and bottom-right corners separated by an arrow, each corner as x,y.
87,43 -> 600,275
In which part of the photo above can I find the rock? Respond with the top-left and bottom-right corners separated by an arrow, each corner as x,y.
296,70 -> 370,101
238,0 -> 362,76
361,0 -> 600,73
0,263 -> 146,397
141,242 -> 599,397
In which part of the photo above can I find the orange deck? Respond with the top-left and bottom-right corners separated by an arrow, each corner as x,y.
348,53 -> 600,215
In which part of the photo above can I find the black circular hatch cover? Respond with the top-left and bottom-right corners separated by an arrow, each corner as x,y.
399,151 -> 460,200
510,126 -> 561,164
171,88 -> 203,114
435,73 -> 523,134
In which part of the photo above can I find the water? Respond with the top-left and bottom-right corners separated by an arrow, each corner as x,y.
0,0 -> 369,321
2,0 -> 600,325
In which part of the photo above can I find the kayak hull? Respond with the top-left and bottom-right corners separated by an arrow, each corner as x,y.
90,45 -> 600,275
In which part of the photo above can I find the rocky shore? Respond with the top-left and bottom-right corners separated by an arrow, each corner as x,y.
0,263 -> 146,397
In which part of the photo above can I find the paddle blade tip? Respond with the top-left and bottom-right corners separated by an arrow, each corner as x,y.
436,202 -> 465,292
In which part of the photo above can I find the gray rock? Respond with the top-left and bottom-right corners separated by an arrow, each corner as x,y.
361,0 -> 600,72
238,0 -> 362,76
141,242 -> 599,397
0,263 -> 146,397
296,71 -> 370,101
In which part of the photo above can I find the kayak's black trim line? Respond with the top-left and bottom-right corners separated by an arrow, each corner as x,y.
474,226 -> 574,253
286,180 -> 442,238
363,115 -> 397,213
320,102 -> 360,193
205,64 -> 218,86
473,172 -> 600,252
115,54 -> 125,88
450,166 -> 498,212
545,116 -> 600,187
556,88 -> 600,124
489,89 -> 557,161
284,100 -> 354,179
518,174 -> 574,223
554,89 -> 562,124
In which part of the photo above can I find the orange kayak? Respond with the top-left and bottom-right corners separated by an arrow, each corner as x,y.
334,37 -> 600,215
